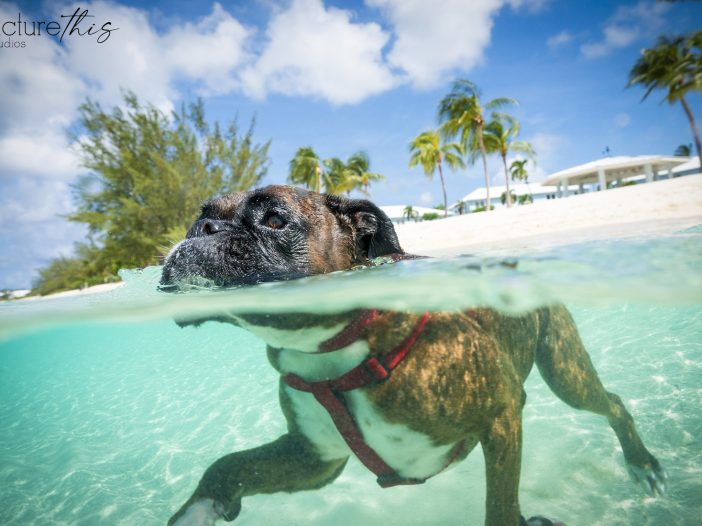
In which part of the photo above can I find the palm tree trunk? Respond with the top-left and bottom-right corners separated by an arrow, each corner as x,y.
437,160 -> 448,217
502,154 -> 512,207
478,130 -> 491,212
680,96 -> 702,170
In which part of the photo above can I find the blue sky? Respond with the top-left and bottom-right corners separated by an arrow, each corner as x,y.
0,0 -> 700,289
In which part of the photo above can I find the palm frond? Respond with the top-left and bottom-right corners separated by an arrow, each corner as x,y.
485,97 -> 518,110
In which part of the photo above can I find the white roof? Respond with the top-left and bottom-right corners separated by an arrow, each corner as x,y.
671,156 -> 700,173
379,205 -> 451,219
457,183 -> 565,203
541,155 -> 689,186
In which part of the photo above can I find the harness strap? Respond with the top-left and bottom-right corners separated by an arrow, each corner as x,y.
284,312 -> 463,488
318,309 -> 380,354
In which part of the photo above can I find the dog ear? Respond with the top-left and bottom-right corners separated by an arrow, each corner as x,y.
325,195 -> 403,260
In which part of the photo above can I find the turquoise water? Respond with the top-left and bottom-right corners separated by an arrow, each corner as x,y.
1,234 -> 701,525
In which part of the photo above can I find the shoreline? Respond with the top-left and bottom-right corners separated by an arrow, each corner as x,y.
395,175 -> 702,256
16,175 -> 702,301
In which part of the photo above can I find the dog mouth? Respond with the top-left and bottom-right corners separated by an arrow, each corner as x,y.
159,236 -> 308,293
158,270 -> 307,293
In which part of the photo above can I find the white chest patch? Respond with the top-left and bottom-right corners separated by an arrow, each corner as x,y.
285,383 -> 460,480
233,317 -> 345,354
345,390 -> 457,479
237,317 -> 463,481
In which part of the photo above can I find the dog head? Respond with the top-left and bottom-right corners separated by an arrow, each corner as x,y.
160,185 -> 402,289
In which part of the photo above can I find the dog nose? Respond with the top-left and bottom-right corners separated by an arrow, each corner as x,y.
190,219 -> 232,237
202,220 -> 226,235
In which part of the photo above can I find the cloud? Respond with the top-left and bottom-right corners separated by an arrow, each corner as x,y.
507,0 -> 552,13
580,1 -> 669,59
614,113 -> 631,128
240,0 -> 396,104
0,1 -> 255,174
0,131 -> 81,181
524,132 -> 568,178
419,191 -> 434,206
547,30 -> 573,51
0,176 -> 86,289
163,3 -> 252,95
368,0 -> 503,89
529,132 -> 566,158
0,5 -> 83,137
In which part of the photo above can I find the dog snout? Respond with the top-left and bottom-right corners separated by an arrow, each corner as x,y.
188,219 -> 234,238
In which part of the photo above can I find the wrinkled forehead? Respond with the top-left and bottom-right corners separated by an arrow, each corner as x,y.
200,186 -> 314,219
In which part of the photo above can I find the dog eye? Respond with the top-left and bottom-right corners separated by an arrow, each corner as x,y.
264,213 -> 286,229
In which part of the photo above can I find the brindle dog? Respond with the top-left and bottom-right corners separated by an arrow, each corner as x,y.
161,185 -> 666,526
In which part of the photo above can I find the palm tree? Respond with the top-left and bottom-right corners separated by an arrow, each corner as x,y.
289,146 -> 321,192
438,80 -> 516,212
481,113 -> 535,207
408,130 -> 465,217
674,143 -> 692,156
500,191 -> 516,206
628,32 -> 702,169
454,200 -> 467,215
509,159 -> 529,183
322,157 -> 353,195
345,151 -> 384,196
510,159 -> 533,203
403,205 -> 418,222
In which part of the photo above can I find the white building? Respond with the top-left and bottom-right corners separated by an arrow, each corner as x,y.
380,205 -> 454,224
540,155 -> 695,194
452,182 -> 575,212
451,155 -> 700,212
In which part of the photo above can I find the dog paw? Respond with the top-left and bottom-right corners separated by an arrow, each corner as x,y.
169,499 -> 224,526
627,453 -> 668,496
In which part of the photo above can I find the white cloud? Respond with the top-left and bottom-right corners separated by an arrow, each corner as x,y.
528,132 -> 567,159
1,1 -> 255,137
163,3 -> 253,95
368,0 -> 503,89
0,176 -> 86,289
524,132 -> 568,178
61,1 -> 173,111
507,0 -> 552,12
367,0 -> 549,90
419,191 -> 434,205
240,0 -> 396,105
0,131 -> 80,180
614,113 -> 631,128
581,1 -> 669,59
0,3 -> 83,136
547,30 -> 573,51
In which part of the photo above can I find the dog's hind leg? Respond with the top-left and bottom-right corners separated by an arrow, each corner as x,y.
481,404 -> 525,526
167,433 -> 348,525
534,305 -> 666,495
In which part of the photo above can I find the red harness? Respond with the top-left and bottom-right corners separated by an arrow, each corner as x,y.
283,310 -> 465,488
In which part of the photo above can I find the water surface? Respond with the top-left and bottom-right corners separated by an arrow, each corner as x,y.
1,233 -> 700,525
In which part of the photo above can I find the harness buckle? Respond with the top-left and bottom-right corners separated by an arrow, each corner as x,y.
363,356 -> 390,383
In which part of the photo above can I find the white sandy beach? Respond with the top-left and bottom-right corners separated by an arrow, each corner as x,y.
396,174 -> 702,257
26,175 -> 702,299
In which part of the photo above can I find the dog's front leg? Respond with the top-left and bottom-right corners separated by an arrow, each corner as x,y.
168,433 -> 348,525
481,408 -> 524,526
